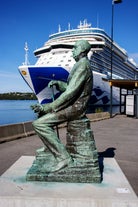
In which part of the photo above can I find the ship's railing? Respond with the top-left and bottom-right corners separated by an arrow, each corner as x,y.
49,28 -> 109,40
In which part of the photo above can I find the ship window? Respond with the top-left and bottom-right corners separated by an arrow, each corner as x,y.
60,60 -> 64,62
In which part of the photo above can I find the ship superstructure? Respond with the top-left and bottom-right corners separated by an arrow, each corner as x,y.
19,20 -> 137,105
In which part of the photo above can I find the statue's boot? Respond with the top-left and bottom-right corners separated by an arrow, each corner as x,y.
50,157 -> 73,172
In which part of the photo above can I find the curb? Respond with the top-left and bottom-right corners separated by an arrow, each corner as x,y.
0,121 -> 35,143
0,112 -> 110,143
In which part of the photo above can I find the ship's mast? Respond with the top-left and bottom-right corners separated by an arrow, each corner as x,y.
77,19 -> 91,29
24,42 -> 30,65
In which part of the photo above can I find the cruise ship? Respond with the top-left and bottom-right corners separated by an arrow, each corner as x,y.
18,20 -> 137,106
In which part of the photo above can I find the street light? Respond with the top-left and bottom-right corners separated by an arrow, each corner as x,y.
110,0 -> 122,118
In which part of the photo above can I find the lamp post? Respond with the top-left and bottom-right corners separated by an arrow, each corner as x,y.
110,0 -> 122,118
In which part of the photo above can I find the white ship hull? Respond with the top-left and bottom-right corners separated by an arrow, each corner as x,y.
19,65 -> 120,106
19,20 -> 137,107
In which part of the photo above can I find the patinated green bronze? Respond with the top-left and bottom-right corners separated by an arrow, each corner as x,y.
26,40 -> 101,182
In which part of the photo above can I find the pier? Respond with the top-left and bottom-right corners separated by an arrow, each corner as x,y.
0,113 -> 138,201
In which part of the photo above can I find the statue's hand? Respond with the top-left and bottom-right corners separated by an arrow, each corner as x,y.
48,80 -> 58,88
31,103 -> 52,117
31,104 -> 43,113
48,80 -> 67,92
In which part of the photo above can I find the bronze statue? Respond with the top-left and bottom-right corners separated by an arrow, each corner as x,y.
28,40 -> 101,183
31,39 -> 93,173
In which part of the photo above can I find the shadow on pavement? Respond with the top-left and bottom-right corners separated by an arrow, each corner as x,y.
98,147 -> 116,181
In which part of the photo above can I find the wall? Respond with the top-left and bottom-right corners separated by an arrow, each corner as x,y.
0,121 -> 35,143
0,112 -> 110,143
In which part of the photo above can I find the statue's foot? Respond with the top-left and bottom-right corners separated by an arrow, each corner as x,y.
36,147 -> 46,154
50,157 -> 73,172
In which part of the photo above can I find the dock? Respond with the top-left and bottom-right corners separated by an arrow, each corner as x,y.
0,114 -> 138,197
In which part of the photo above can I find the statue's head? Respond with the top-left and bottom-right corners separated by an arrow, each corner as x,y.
72,40 -> 91,61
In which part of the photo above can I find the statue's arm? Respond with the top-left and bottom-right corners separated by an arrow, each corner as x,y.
50,64 -> 88,112
48,80 -> 67,92
31,80 -> 68,115
32,62 -> 89,115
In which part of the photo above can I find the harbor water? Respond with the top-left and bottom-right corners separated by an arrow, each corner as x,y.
0,100 -> 37,126
0,100 -> 120,126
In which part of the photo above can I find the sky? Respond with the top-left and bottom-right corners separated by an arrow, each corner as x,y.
0,0 -> 138,93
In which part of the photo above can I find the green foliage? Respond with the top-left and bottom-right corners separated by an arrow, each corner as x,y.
0,92 -> 37,100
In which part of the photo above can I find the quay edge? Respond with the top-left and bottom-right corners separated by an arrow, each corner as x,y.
0,112 -> 110,143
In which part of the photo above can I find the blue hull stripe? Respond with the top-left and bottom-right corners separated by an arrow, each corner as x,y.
29,67 -> 69,94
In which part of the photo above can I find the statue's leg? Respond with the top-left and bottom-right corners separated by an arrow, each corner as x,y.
32,111 -> 72,172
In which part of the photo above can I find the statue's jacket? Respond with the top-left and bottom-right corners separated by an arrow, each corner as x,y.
45,57 -> 93,119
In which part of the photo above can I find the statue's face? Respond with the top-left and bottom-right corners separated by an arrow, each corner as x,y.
72,43 -> 82,61
72,40 -> 91,61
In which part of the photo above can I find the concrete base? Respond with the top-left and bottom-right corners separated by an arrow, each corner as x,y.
0,156 -> 137,207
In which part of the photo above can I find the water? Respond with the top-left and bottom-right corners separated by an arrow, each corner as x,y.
0,100 -> 121,126
0,100 -> 38,126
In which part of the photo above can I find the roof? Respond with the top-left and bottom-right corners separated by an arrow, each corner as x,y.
102,78 -> 138,90
108,79 -> 138,90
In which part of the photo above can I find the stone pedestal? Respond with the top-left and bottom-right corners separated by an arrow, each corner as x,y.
66,117 -> 99,165
1,156 -> 138,207
26,116 -> 101,183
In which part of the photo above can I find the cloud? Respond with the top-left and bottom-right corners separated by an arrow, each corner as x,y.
130,53 -> 138,59
129,53 -> 138,65
0,70 -> 19,78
